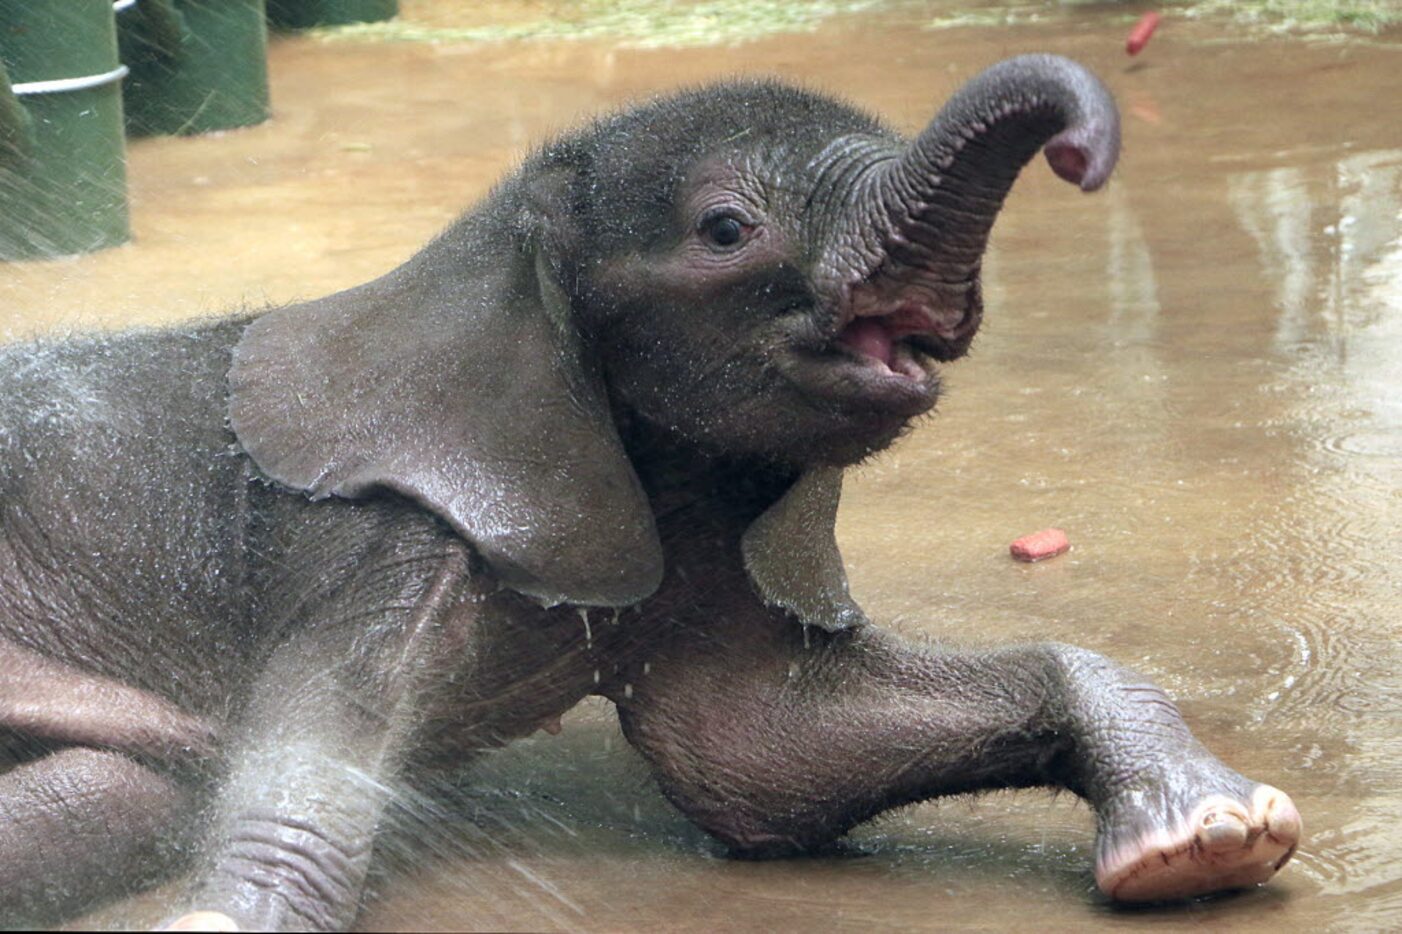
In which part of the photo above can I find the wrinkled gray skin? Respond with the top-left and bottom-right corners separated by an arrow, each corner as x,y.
0,56 -> 1299,931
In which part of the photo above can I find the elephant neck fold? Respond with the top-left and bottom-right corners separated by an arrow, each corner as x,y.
611,412 -> 867,633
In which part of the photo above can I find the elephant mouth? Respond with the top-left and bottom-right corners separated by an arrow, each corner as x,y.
834,298 -> 979,367
778,298 -> 978,417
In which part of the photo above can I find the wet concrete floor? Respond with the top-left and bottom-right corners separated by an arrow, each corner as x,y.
3,1 -> 1399,931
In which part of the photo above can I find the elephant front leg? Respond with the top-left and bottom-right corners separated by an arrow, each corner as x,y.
169,545 -> 476,932
614,618 -> 1300,903
1042,646 -> 1301,901
1098,786 -> 1299,901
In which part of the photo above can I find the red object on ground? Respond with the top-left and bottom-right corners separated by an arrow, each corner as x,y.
1126,12 -> 1161,56
1010,528 -> 1070,562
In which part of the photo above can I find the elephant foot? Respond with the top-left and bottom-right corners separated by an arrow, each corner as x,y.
158,910 -> 240,931
1095,783 -> 1301,902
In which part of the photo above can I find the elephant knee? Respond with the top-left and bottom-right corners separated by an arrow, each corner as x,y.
621,710 -> 844,856
658,778 -> 815,855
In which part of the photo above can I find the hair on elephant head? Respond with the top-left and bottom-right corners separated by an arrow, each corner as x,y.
230,54 -> 1119,619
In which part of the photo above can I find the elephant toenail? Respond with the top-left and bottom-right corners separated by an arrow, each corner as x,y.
1199,816 -> 1248,849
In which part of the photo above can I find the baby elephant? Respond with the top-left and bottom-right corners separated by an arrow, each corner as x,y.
0,55 -> 1299,930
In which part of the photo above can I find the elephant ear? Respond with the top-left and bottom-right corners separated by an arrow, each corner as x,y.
228,197 -> 663,608
741,468 -> 867,631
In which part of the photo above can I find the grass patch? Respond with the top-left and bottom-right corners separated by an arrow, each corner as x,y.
925,0 -> 1401,36
317,0 -> 892,48
1176,0 -> 1400,35
315,0 -> 1399,47
924,6 -> 1060,29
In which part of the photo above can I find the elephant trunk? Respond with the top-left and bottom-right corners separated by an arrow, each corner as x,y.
828,54 -> 1119,347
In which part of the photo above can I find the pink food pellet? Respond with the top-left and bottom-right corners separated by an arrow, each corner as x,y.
1010,528 -> 1070,562
1126,12 -> 1161,56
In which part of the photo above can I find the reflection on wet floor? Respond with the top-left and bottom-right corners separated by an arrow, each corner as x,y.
1,1 -> 1397,931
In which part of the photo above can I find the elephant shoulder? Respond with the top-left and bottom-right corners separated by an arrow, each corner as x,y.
0,316 -> 253,562
0,316 -> 246,463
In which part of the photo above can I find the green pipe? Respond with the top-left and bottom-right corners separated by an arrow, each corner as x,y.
117,0 -> 189,63
121,0 -> 271,137
0,61 -> 35,167
0,0 -> 131,259
267,0 -> 398,29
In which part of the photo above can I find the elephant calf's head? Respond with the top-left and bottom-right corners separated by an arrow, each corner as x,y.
558,55 -> 1119,466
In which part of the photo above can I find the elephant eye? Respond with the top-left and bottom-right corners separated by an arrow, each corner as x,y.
699,212 -> 752,250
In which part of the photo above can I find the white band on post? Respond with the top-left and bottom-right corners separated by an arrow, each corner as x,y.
10,65 -> 131,97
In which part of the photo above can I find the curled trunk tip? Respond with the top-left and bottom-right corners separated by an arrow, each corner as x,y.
928,53 -> 1121,193
856,53 -> 1120,285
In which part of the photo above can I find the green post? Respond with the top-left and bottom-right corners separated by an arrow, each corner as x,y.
120,0 -> 271,137
0,0 -> 130,260
267,0 -> 398,29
